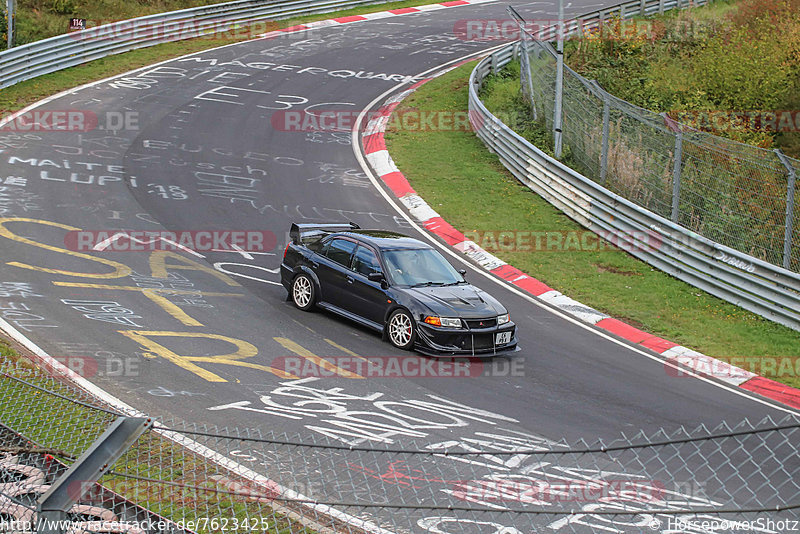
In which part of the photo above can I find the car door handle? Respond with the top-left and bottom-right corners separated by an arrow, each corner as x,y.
346,275 -> 354,284
310,260 -> 319,269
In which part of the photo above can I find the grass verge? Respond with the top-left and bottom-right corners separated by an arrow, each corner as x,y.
384,61 -> 800,389
1,0 -> 448,113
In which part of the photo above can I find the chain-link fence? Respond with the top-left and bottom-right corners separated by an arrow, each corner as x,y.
2,355 -> 799,533
516,13 -> 800,273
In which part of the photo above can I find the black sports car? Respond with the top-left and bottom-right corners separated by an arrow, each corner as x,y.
280,222 -> 518,356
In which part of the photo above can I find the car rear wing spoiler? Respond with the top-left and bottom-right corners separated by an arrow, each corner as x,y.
290,222 -> 360,245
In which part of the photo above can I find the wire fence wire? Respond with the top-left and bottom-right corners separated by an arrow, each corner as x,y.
1,357 -> 800,533
517,17 -> 800,273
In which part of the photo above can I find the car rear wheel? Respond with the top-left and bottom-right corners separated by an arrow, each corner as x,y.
291,273 -> 315,311
387,309 -> 415,350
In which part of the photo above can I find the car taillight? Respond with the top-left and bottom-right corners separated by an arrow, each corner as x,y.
283,243 -> 291,258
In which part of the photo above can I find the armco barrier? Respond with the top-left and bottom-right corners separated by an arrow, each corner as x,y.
469,41 -> 800,332
0,0 -> 390,89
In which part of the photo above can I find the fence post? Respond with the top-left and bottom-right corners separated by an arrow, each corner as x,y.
600,94 -> 611,185
554,0 -> 565,158
775,149 -> 797,270
671,130 -> 683,223
5,0 -> 14,49
590,80 -> 611,185
658,0 -> 664,13
37,416 -> 152,534
640,0 -> 646,15
523,41 -> 538,121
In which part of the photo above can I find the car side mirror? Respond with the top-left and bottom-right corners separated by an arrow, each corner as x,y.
458,269 -> 467,278
368,272 -> 386,283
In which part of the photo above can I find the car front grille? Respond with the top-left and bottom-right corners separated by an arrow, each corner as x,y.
464,317 -> 497,329
450,333 -> 499,351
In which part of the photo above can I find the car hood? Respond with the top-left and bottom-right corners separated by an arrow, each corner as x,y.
405,284 -> 505,318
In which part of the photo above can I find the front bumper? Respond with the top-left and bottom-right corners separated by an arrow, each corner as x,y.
415,321 -> 518,357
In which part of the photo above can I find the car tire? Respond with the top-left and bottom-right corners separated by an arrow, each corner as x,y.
387,309 -> 416,350
291,273 -> 316,311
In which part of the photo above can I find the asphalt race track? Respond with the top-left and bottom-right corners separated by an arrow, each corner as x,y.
0,0 -> 798,531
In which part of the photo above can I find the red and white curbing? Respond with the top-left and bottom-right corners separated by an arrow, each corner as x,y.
258,0 -> 495,39
361,65 -> 800,411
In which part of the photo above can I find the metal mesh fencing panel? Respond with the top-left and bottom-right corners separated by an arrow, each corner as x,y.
2,356 -> 800,534
523,38 -> 557,133
517,18 -> 800,273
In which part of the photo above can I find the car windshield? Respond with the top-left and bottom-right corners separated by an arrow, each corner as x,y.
382,248 -> 464,287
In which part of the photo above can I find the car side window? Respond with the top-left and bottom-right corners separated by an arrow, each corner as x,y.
352,246 -> 382,276
324,238 -> 357,266
308,238 -> 325,253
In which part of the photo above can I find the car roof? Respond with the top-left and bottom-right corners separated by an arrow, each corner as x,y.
333,230 -> 432,250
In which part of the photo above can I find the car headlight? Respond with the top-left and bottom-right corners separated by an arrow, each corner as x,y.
423,316 -> 462,328
497,313 -> 510,325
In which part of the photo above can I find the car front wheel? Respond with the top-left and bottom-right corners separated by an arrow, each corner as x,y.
387,309 -> 415,350
291,273 -> 315,311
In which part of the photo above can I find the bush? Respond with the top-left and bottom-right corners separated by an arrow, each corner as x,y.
565,0 -> 800,156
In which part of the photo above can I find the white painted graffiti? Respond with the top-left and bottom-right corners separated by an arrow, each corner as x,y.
0,301 -> 58,332
309,164 -> 370,188
107,66 -> 188,90
0,186 -> 42,216
147,385 -> 206,397
212,262 -> 282,287
130,271 -> 212,308
146,183 -> 188,200
194,86 -> 308,110
713,250 -> 756,274
61,299 -> 144,328
179,55 -> 420,83
306,131 -> 352,145
2,177 -> 27,186
7,157 -> 135,188
50,134 -> 131,159
418,517 -> 523,534
0,132 -> 42,150
417,432 -> 774,534
0,282 -> 42,299
207,377 -> 518,446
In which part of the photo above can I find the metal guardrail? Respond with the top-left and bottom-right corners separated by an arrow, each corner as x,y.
468,0 -> 800,332
0,0 -> 390,89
